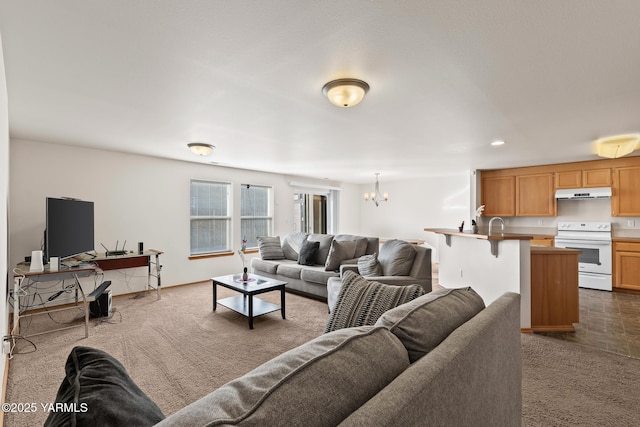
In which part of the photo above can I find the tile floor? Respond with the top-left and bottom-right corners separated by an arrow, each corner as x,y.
537,288 -> 640,359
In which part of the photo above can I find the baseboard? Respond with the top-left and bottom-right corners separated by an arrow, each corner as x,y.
520,328 -> 534,334
1,354 -> 8,427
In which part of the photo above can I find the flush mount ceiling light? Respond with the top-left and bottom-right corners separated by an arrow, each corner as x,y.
595,134 -> 640,158
491,140 -> 505,146
363,173 -> 388,207
322,78 -> 370,107
188,142 -> 215,156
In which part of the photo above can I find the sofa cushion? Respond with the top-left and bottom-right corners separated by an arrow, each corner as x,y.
378,239 -> 416,276
300,266 -> 339,285
257,236 -> 285,260
282,232 -> 308,261
325,271 -> 425,333
155,326 -> 409,427
250,258 -> 279,275
307,234 -> 334,265
334,235 -> 369,258
45,346 -> 164,427
325,239 -> 359,271
276,262 -> 304,279
375,287 -> 486,362
297,239 -> 320,266
358,253 -> 383,276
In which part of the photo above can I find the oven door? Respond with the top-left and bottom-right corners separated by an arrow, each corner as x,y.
554,238 -> 612,275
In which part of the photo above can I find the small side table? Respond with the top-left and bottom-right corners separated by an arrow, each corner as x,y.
211,273 -> 287,329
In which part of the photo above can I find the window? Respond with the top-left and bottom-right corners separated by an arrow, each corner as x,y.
241,184 -> 273,249
190,180 -> 231,255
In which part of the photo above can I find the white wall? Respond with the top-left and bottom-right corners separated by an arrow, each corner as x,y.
1,31 -> 10,403
9,139 -> 360,296
358,172 -> 472,261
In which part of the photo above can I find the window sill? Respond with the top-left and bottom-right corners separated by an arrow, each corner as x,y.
189,252 -> 234,260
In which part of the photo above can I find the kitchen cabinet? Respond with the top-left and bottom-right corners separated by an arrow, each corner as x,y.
516,173 -> 556,216
612,165 -> 640,216
556,168 -> 611,189
530,247 -> 580,331
613,241 -> 640,291
481,175 -> 515,216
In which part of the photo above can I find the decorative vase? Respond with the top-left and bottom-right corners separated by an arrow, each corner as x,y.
242,267 -> 248,281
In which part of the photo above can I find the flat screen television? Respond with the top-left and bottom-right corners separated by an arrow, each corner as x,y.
45,197 -> 95,261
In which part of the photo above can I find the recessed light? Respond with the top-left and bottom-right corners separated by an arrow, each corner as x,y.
491,140 -> 505,146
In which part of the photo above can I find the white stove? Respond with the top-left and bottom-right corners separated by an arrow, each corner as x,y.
555,221 -> 612,291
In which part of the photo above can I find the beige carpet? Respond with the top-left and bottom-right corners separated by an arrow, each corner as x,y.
4,281 -> 640,426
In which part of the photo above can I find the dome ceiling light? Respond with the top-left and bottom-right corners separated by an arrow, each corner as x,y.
188,142 -> 215,156
322,78 -> 370,108
595,134 -> 640,159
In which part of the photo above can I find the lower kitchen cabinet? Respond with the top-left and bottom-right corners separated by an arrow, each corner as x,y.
613,241 -> 640,291
530,247 -> 580,332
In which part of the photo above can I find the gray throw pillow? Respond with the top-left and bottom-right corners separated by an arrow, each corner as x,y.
257,236 -> 285,260
358,253 -> 383,276
45,346 -> 164,427
325,271 -> 425,333
378,239 -> 416,276
307,234 -> 334,265
297,240 -> 320,266
375,287 -> 486,362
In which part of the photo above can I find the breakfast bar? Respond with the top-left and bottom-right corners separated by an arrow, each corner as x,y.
424,228 -> 535,330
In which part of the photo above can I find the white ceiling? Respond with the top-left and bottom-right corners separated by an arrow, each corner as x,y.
1,1 -> 639,184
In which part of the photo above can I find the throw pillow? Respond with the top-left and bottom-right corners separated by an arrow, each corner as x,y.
378,239 -> 416,276
307,234 -> 335,265
44,346 -> 164,427
334,235 -> 370,258
154,326 -> 409,427
297,239 -> 320,265
375,287 -> 486,363
257,236 -> 285,260
325,271 -> 425,333
324,239 -> 359,271
357,253 -> 383,276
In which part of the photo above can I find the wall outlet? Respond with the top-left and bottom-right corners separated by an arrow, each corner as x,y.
627,220 -> 636,228
459,269 -> 463,278
538,219 -> 544,226
2,337 -> 11,355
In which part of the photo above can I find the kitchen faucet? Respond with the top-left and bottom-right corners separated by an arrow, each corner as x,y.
488,217 -> 505,235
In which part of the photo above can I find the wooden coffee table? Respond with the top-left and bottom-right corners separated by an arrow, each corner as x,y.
211,273 -> 287,329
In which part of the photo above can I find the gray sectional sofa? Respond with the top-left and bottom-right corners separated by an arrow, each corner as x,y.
46,289 -> 522,426
250,232 -> 380,299
251,232 -> 432,300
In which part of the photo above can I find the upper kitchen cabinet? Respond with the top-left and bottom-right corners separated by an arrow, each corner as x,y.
481,175 -> 515,216
517,173 -> 556,216
556,168 -> 612,189
612,165 -> 640,216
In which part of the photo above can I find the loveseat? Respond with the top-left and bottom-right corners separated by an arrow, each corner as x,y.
45,288 -> 522,427
250,232 -> 380,299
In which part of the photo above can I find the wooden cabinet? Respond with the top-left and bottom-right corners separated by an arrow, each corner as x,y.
481,175 -> 515,216
613,241 -> 640,291
556,168 -> 611,188
530,247 -> 580,331
516,173 -> 556,216
612,165 -> 640,216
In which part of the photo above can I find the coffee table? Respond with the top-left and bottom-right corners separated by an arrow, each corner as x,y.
211,273 -> 287,329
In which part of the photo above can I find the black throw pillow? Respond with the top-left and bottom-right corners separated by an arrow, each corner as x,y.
297,240 -> 320,266
44,346 -> 165,427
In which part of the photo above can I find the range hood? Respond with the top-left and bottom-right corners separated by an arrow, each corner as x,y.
555,187 -> 612,200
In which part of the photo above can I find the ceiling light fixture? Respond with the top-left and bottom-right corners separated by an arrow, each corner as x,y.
322,78 -> 370,107
595,134 -> 640,159
491,140 -> 505,146
363,173 -> 388,207
188,142 -> 215,156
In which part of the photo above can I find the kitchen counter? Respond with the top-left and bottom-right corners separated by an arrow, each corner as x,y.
612,229 -> 640,241
424,228 -> 534,258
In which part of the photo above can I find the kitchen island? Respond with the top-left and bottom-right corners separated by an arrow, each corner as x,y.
425,228 -> 581,332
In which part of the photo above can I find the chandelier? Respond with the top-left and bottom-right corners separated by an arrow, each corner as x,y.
363,173 -> 388,206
